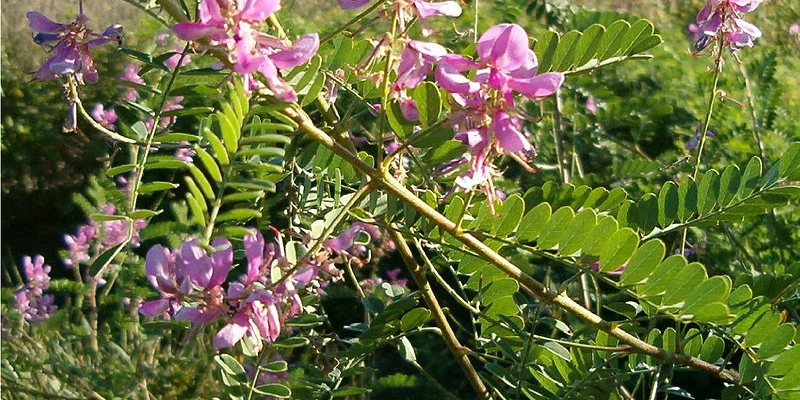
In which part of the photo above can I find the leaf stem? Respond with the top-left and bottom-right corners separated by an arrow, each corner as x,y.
389,228 -> 491,399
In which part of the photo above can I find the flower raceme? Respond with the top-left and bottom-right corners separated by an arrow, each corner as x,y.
172,0 -> 319,101
695,0 -> 763,50
412,24 -> 564,205
27,12 -> 122,84
140,231 -> 346,350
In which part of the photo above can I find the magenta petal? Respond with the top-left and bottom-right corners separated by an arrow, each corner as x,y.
139,299 -> 171,316
338,0 -> 371,9
413,0 -> 462,19
270,33 -> 319,70
244,232 -> 265,283
27,12 -> 65,33
408,40 -> 448,60
399,98 -> 419,121
214,319 -> 249,349
435,62 -> 480,94
395,47 -> 427,90
209,237 -> 232,288
493,111 -> 530,153
477,24 -> 529,71
325,225 -> 363,252
438,54 -> 480,71
181,240 -> 213,288
239,0 -> 281,21
145,245 -> 171,286
174,306 -> 204,322
509,72 -> 564,99
172,21 -> 225,41
199,0 -> 225,23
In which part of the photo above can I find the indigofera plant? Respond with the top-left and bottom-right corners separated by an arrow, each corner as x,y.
4,0 -> 798,399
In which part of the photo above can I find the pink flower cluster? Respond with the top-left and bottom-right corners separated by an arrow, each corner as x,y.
396,24 -> 564,205
695,0 -> 763,50
173,0 -> 319,101
27,12 -> 121,84
63,203 -> 148,270
141,231 -> 339,349
140,222 -> 401,349
13,256 -> 57,323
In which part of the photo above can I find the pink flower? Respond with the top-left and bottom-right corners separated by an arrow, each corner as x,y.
28,12 -> 122,84
172,0 -> 318,100
90,103 -> 117,131
119,63 -> 145,102
13,255 -> 57,323
695,0 -> 763,50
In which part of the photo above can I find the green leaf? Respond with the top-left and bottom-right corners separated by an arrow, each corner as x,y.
254,384 -> 291,398
769,344 -> 800,377
635,193 -> 658,233
542,342 -> 572,362
397,336 -> 417,363
697,170 -> 720,215
620,240 -> 666,285
778,142 -> 800,179
331,387 -> 372,397
294,55 -> 322,92
620,19 -> 655,56
492,194 -> 525,237
272,337 -> 310,348
386,101 -> 416,138
88,241 -> 127,275
538,206 -> 575,249
552,31 -> 582,72
558,208 -> 597,256
573,24 -> 606,67
745,310 -> 781,347
145,159 -> 189,170
677,176 -> 697,222
517,203 -> 552,241
130,209 -> 161,219
216,112 -> 239,154
244,123 -> 296,133
737,156 -> 762,200
187,163 -> 215,199
236,148 -> 285,158
301,72 -> 326,106
400,308 -> 431,331
717,165 -> 741,208
215,354 -> 246,377
194,146 -> 223,182
203,129 -> 230,165
137,181 -> 179,194
261,361 -> 288,373
581,216 -> 619,256
161,106 -> 214,118
599,228 -> 639,272
699,335 -> 725,363
90,214 -> 128,221
597,20 -> 630,60
534,30 -> 560,73
682,275 -> 731,316
424,140 -> 466,164
106,164 -> 137,177
412,82 -> 442,127
639,255 -> 687,297
657,181 -> 679,228
215,208 -> 261,223
757,323 -> 795,360
660,262 -> 707,307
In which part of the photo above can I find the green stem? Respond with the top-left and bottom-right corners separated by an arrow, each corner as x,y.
389,229 -> 491,399
319,0 -> 393,45
282,105 -> 742,384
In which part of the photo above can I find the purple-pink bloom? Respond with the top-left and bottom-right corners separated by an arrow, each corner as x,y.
13,255 -> 57,323
695,0 -> 762,50
90,103 -> 117,131
172,0 -> 318,101
27,12 -> 121,84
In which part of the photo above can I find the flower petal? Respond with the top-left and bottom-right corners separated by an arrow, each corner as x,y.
239,0 -> 281,21
139,298 -> 171,316
338,0 -> 371,9
172,21 -> 226,41
27,12 -> 65,33
435,62 -> 480,94
476,24 -> 529,71
508,72 -> 564,99
270,33 -> 319,70
413,1 -> 462,19
209,237 -> 232,288
214,314 -> 250,349
493,111 -> 531,153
